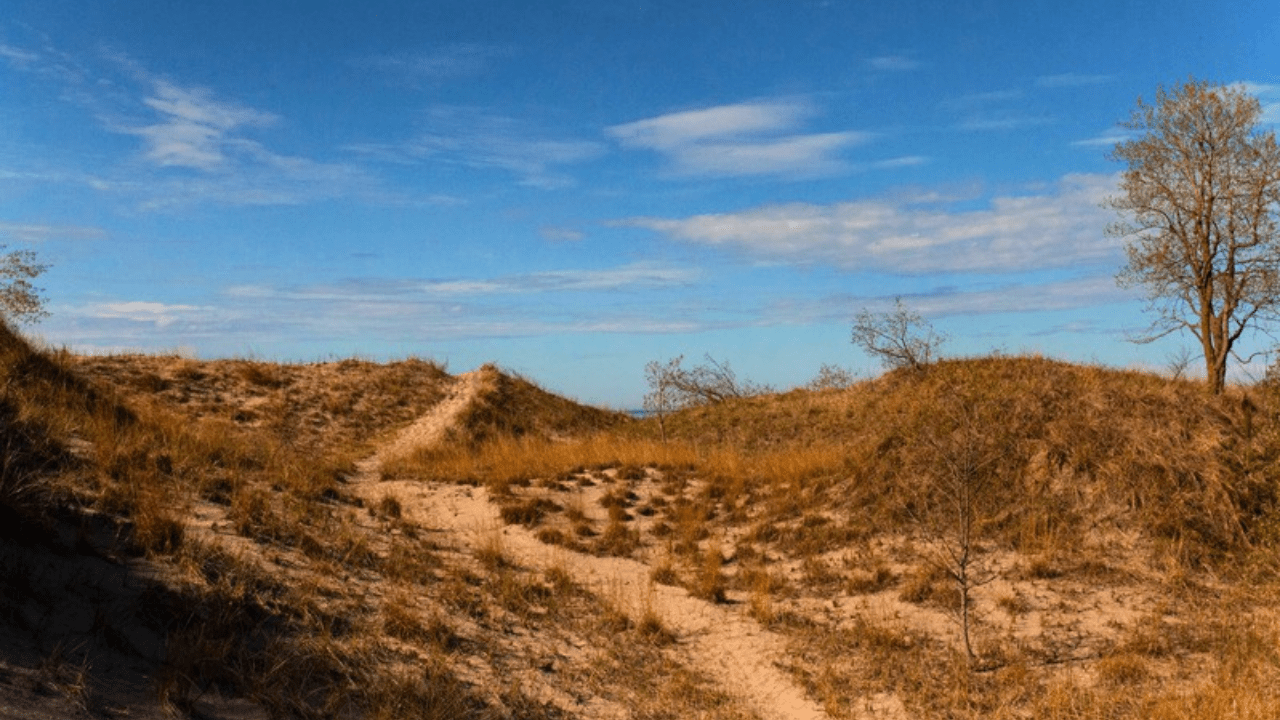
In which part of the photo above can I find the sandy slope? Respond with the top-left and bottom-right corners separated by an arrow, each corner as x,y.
351,371 -> 834,720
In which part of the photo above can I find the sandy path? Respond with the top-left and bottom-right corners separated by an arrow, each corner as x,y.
361,370 -> 485,469
351,372 -> 831,720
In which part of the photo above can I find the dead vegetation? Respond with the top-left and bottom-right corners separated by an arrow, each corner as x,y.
398,353 -> 1280,718
3,321 -> 1280,718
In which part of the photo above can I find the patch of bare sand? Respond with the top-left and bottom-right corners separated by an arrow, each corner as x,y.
350,371 -> 834,720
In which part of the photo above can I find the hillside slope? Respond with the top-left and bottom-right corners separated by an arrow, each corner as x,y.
4,334 -> 1279,719
395,354 -> 1280,719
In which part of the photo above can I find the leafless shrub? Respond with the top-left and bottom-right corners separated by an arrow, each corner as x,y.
1166,345 -> 1196,381
908,387 -> 1015,665
851,298 -> 946,372
805,363 -> 857,391
644,354 -> 770,439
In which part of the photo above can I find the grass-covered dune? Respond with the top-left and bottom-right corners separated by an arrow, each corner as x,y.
2,322 -> 1279,719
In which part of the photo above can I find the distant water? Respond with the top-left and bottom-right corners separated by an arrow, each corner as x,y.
627,409 -> 652,419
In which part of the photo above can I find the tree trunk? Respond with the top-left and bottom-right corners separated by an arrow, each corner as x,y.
1200,306 -> 1229,394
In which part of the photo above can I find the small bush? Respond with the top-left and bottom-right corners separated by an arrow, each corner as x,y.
499,497 -> 561,527
596,519 -> 640,557
845,565 -> 895,595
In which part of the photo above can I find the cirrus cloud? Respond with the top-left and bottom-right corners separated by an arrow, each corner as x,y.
607,99 -> 872,178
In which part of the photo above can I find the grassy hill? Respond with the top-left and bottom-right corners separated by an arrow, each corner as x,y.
1,325 -> 1278,719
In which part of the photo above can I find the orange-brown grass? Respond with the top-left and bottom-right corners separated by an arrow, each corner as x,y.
385,433 -> 701,488
71,352 -> 453,455
444,363 -> 628,446
655,355 -> 1280,566
3,328 -> 774,719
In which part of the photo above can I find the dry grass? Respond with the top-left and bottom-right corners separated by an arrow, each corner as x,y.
7,319 -> 1280,720
395,353 -> 1280,718
384,432 -> 698,489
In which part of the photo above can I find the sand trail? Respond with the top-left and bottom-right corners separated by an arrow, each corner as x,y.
350,370 -> 833,720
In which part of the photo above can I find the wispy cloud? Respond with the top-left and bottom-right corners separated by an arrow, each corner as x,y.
912,276 -> 1131,316
151,263 -> 712,344
1071,129 -> 1130,147
0,222 -> 107,243
351,106 -> 605,189
2,43 -> 389,208
1239,81 -> 1280,125
122,81 -> 277,170
357,43 -> 511,82
539,226 -> 585,242
942,89 -> 1053,132
230,262 -> 698,301
78,300 -> 217,328
760,275 -> 1131,326
607,99 -> 871,178
616,173 -> 1119,274
1035,73 -> 1113,88
958,114 -> 1053,132
0,43 -> 39,66
941,89 -> 1023,110
866,55 -> 921,72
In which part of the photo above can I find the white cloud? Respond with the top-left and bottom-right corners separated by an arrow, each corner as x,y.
201,265 -> 712,343
1072,130 -> 1130,147
83,75 -> 385,208
607,99 -> 871,178
79,300 -> 212,328
237,262 -> 699,301
665,131 -> 868,177
0,56 -> 382,208
616,173 -> 1120,274
507,264 -> 699,293
609,101 -> 813,149
262,262 -> 701,298
1239,82 -> 1280,125
127,81 -> 277,170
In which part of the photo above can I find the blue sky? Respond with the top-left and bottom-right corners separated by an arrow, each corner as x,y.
2,0 -> 1277,407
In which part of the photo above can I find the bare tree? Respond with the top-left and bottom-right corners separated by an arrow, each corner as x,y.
0,246 -> 49,326
909,391 -> 1012,665
851,298 -> 946,372
643,356 -> 681,443
643,354 -> 770,440
1108,79 -> 1280,394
